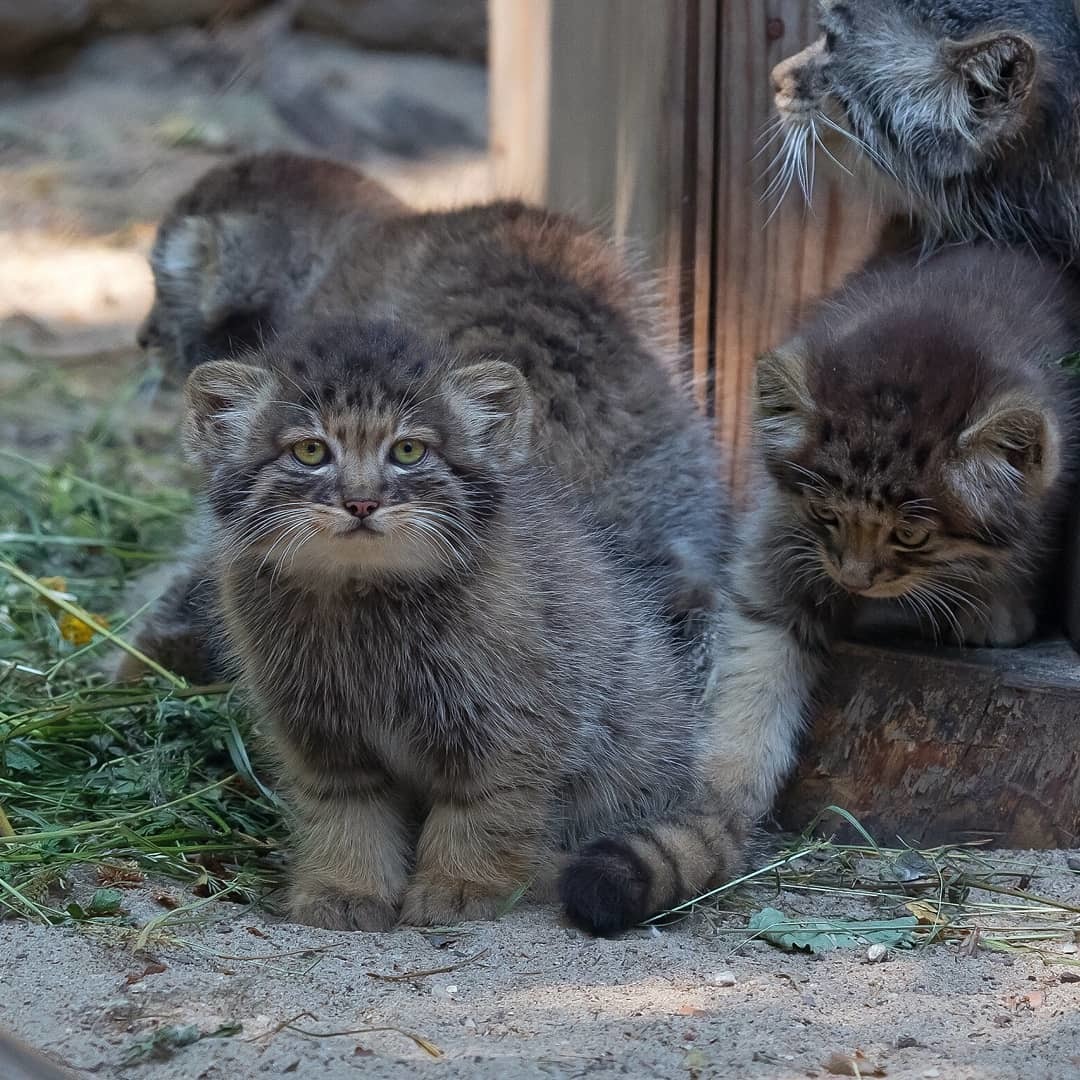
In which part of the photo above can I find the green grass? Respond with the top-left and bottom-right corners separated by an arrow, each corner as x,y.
0,392 -> 286,923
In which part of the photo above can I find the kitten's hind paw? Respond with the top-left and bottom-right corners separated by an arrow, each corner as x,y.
288,887 -> 398,932
558,839 -> 652,938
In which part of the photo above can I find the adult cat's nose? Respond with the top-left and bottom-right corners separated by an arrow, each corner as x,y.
344,499 -> 380,519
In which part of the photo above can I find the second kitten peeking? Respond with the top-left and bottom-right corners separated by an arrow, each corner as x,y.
706,247 -> 1080,820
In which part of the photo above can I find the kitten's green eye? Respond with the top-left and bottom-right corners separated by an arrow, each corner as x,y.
893,524 -> 930,549
808,502 -> 838,525
390,438 -> 427,466
292,438 -> 329,466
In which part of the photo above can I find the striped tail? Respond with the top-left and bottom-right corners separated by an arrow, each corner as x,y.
558,792 -> 750,937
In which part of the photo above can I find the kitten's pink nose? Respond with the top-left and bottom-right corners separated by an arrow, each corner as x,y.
344,499 -> 380,519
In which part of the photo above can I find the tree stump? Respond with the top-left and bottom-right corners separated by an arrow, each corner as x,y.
776,638 -> 1080,848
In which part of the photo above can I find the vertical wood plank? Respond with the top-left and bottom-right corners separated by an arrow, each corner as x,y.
489,1 -> 710,363
488,0 -> 552,203
713,1 -> 882,487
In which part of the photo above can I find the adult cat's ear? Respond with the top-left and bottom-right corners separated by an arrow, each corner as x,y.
754,340 -> 812,454
957,391 -> 1061,497
183,361 -> 271,469
945,33 -> 1037,138
445,361 -> 533,466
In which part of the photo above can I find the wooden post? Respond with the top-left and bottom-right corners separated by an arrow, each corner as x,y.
489,1 -> 882,484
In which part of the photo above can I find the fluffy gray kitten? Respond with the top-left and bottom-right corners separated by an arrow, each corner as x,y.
178,320 -> 744,935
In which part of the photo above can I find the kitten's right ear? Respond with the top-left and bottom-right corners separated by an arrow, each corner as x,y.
183,361 -> 271,469
445,361 -> 533,466
754,341 -> 812,454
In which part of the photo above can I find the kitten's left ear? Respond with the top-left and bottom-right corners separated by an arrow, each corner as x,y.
958,391 -> 1061,496
445,361 -> 533,466
945,32 -> 1037,137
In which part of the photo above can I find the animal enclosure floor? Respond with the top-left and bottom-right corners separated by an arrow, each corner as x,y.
1,15 -> 1078,1080
4,877 -> 1080,1080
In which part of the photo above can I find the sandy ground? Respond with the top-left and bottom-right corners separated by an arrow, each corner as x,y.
4,867 -> 1080,1080
2,14 -> 1079,1080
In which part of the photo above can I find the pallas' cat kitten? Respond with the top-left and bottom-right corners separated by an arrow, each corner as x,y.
128,154 -> 745,935
184,321 -> 740,933
707,248 -> 1080,817
770,0 -> 1080,258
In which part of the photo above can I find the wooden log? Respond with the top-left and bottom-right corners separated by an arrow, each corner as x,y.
776,639 -> 1080,848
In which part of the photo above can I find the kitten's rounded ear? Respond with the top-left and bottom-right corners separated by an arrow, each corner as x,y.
945,32 -> 1037,132
754,341 -> 813,455
183,361 -> 271,469
151,212 -> 285,373
958,392 -> 1061,496
445,361 -> 533,466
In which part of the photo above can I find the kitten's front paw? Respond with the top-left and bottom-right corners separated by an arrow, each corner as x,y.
953,598 -> 1036,647
400,873 -> 507,926
288,886 -> 398,931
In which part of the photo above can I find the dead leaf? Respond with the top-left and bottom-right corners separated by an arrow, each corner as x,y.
824,1050 -> 887,1077
676,1005 -> 707,1017
124,962 -> 167,987
97,862 -> 145,889
1005,990 -> 1045,1012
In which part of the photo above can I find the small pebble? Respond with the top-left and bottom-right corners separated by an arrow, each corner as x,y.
463,1017 -> 477,1030
710,970 -> 737,987
1061,943 -> 1078,955
445,984 -> 458,994
923,1070 -> 941,1078
866,944 -> 888,963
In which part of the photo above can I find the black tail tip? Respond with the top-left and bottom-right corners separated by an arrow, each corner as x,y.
559,839 -> 653,938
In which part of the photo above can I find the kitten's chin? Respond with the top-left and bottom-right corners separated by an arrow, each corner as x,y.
265,529 -> 452,584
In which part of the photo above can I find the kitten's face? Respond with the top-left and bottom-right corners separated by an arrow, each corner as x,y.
755,328 -> 1059,614
183,322 -> 531,583
769,0 -> 1074,209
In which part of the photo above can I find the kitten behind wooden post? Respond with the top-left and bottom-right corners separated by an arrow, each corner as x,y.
707,247 -> 1080,819
180,319 -> 745,933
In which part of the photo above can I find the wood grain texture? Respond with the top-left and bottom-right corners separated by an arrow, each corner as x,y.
488,0 -> 713,361
777,639 -> 1080,848
713,0 -> 882,487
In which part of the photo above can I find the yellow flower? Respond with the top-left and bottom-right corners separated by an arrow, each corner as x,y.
58,611 -> 109,647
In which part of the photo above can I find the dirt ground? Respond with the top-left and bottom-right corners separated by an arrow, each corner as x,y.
4,863 -> 1080,1080
1,14 -> 1078,1080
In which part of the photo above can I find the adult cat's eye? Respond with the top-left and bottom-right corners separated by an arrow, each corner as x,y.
808,502 -> 838,525
390,438 -> 427,466
292,438 -> 329,467
892,524 -> 930,549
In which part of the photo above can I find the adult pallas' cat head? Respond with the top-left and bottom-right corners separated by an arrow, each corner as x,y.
768,0 -> 1080,240
183,320 -> 532,582
754,300 -> 1063,605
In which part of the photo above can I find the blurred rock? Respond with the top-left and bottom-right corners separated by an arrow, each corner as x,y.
295,0 -> 486,62
0,0 -> 90,59
92,0 -> 265,32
